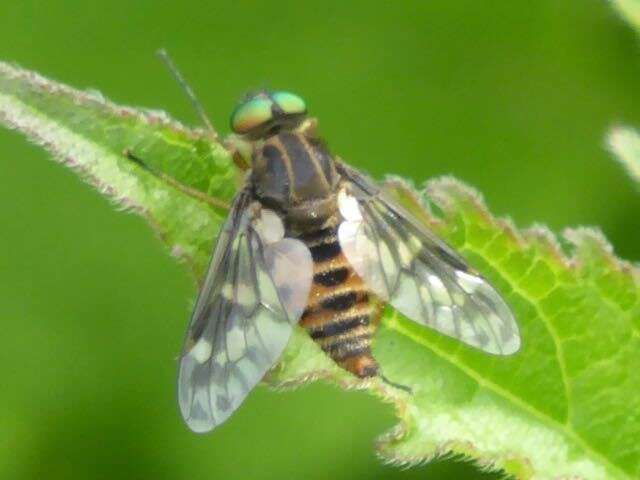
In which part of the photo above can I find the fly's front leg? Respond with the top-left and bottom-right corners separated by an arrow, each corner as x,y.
231,148 -> 250,171
122,148 -> 231,211
224,135 -> 252,171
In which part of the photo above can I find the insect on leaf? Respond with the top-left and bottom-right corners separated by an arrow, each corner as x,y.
1,61 -> 639,480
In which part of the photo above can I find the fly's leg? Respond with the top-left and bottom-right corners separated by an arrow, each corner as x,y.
223,138 -> 251,171
380,374 -> 413,394
223,133 -> 254,172
232,151 -> 249,171
121,50 -> 233,210
362,297 -> 412,393
123,149 -> 231,211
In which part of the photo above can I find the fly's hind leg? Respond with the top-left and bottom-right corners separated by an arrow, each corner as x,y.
380,374 -> 412,394
367,298 -> 412,393
345,354 -> 412,394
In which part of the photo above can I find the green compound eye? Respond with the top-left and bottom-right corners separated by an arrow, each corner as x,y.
230,96 -> 274,135
272,91 -> 306,116
230,91 -> 308,137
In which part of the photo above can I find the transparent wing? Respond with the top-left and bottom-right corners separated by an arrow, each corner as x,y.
336,162 -> 520,355
178,189 -> 313,433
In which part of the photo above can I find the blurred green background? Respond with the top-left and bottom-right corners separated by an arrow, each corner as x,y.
1,1 -> 639,479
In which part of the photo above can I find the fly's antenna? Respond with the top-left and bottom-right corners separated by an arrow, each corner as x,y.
157,48 -> 216,135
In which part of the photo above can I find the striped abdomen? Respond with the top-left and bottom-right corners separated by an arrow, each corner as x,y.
298,218 -> 379,378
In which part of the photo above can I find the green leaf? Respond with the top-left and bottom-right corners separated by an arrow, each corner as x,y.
609,126 -> 640,186
0,61 -> 236,277
2,62 -> 639,480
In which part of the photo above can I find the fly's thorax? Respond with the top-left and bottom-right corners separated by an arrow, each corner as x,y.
250,131 -> 339,228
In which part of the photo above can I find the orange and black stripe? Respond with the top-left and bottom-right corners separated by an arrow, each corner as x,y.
298,218 -> 380,378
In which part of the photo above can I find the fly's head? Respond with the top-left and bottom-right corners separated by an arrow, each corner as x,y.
226,91 -> 319,166
228,91 -> 336,217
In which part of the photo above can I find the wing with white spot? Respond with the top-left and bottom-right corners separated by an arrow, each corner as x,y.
336,162 -> 520,355
178,189 -> 313,433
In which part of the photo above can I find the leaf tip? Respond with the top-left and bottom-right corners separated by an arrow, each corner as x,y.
606,125 -> 640,184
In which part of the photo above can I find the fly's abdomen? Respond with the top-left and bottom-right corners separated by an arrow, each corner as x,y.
298,223 -> 379,378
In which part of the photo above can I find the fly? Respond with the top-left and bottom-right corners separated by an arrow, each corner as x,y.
126,52 -> 521,433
